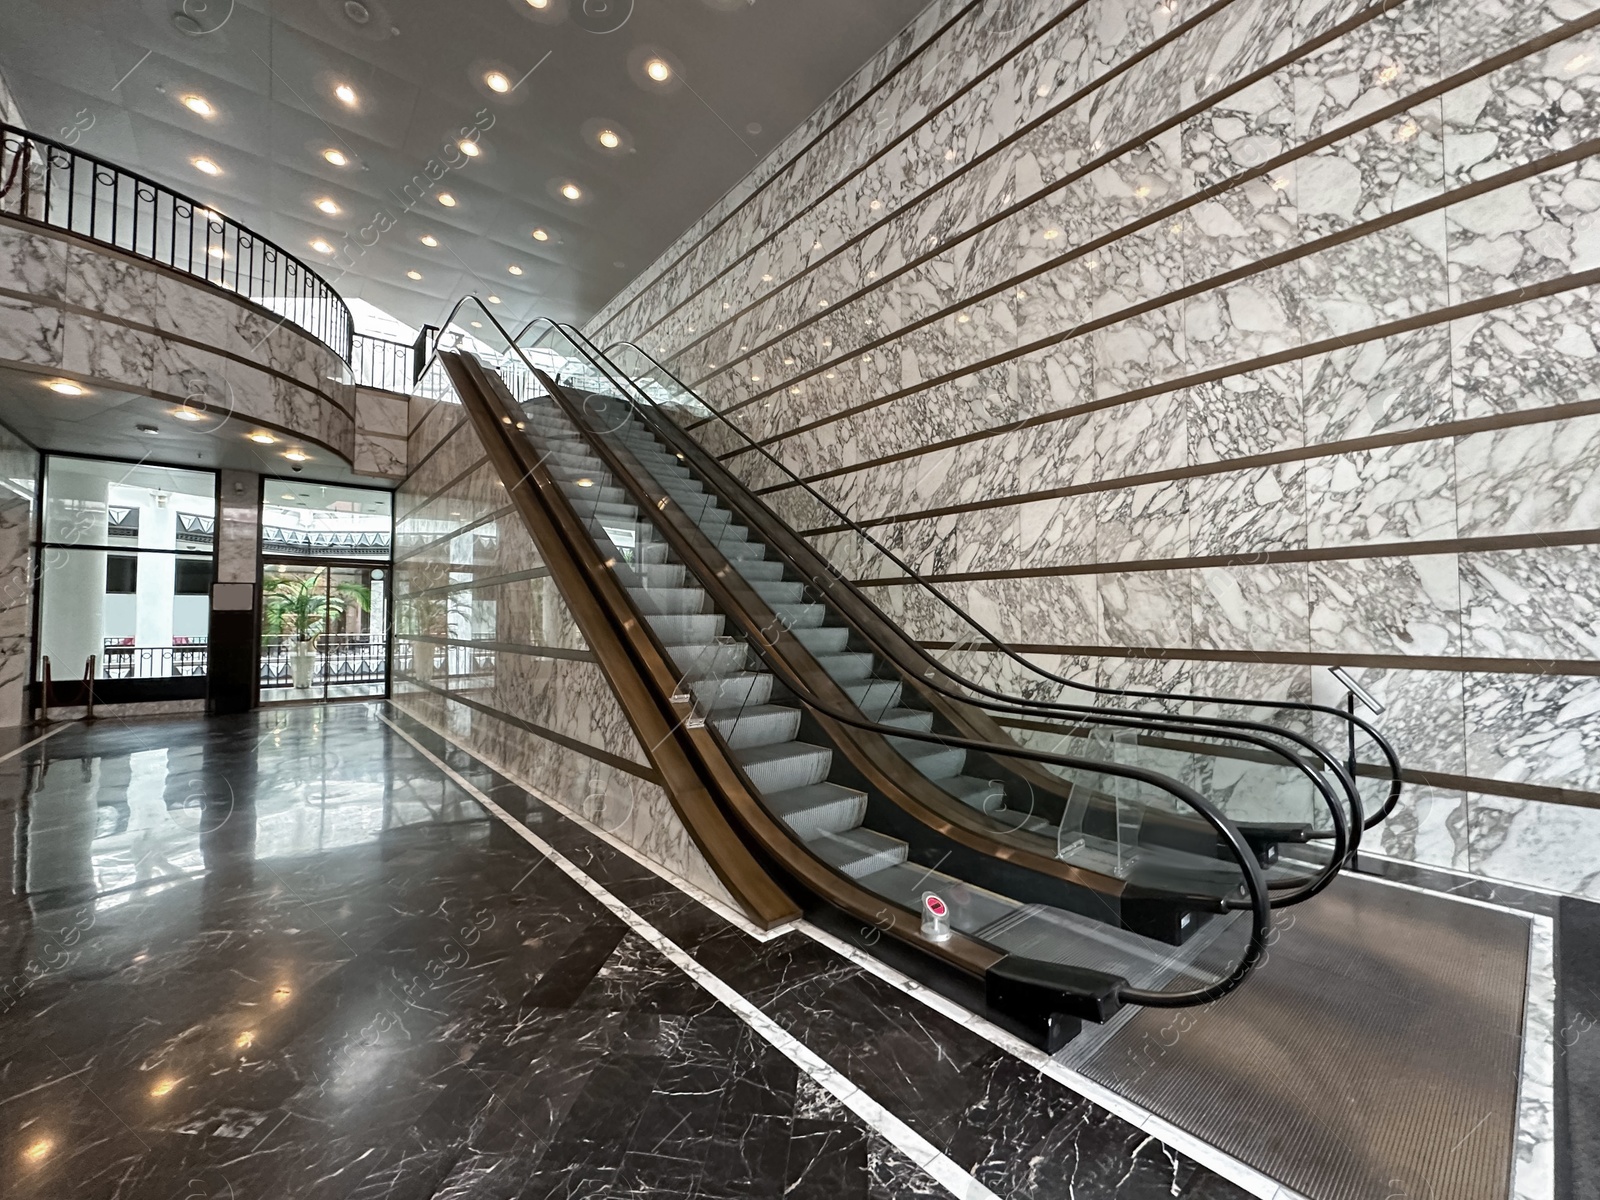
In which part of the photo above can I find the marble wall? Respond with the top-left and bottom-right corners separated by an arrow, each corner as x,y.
392,405 -> 738,906
0,417 -> 37,727
0,218 -> 357,462
587,0 -> 1600,898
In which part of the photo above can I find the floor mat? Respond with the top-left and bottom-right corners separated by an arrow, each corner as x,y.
1062,875 -> 1530,1200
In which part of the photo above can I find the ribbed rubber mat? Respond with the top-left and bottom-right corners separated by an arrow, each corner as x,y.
1072,876 -> 1528,1200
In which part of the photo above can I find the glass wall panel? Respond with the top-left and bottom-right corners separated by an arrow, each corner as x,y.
37,458 -> 216,685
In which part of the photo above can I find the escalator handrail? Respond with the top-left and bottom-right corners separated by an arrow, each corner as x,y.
589,335 -> 1403,832
469,323 -> 1272,1008
529,345 -> 1355,912
514,322 -> 1364,905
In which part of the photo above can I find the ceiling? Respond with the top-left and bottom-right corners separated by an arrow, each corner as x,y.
0,0 -> 928,335
0,364 -> 380,486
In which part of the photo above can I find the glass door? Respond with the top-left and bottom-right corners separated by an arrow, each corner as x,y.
259,561 -> 389,703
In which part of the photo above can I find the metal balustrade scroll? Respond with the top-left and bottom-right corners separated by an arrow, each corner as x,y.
0,121 -> 354,362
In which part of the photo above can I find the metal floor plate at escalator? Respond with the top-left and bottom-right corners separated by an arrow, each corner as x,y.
1058,874 -> 1531,1200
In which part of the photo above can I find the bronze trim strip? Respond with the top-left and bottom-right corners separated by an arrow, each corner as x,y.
397,567 -> 553,598
616,0 -> 1206,351
759,264 -> 1600,503
829,523 -> 1600,580
448,353 -> 804,930
406,411 -> 471,478
591,0 -> 990,337
395,453 -> 491,524
1380,766 -> 1600,813
396,672 -> 656,781
921,640 -> 1600,678
397,632 -> 594,664
715,134 -> 1600,443
679,0 -> 1460,393
392,504 -> 515,564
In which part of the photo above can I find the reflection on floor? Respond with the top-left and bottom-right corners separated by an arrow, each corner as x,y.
0,706 -> 1591,1200
258,682 -> 387,704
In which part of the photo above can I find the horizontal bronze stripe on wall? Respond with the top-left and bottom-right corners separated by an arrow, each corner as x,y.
396,567 -> 552,598
395,453 -> 491,525
397,671 -> 657,782
648,0 -> 1227,360
720,132 -> 1600,447
683,0 -> 1478,398
921,641 -> 1600,678
392,504 -> 514,564
403,415 -> 475,488
1382,767 -> 1600,814
593,0 -> 988,336
398,633 -> 592,663
763,265 -> 1600,508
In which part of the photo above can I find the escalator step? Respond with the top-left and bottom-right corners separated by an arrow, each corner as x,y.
878,707 -> 935,732
664,641 -> 748,678
806,828 -> 909,879
628,587 -> 708,617
643,611 -> 725,643
812,652 -> 875,682
888,736 -> 967,780
762,782 -> 868,838
688,671 -> 774,709
734,741 -> 833,793
710,703 -> 803,749
770,602 -> 826,629
790,625 -> 851,654
750,579 -> 806,604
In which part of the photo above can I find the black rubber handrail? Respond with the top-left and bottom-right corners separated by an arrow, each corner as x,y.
590,334 -> 1402,832
419,301 -> 1273,1009
516,322 -> 1362,908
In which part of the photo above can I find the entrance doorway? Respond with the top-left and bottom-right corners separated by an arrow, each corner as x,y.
257,480 -> 393,705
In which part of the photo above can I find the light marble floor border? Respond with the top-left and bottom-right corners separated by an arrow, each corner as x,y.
377,709 -> 998,1200
386,704 -> 1555,1200
0,722 -> 73,764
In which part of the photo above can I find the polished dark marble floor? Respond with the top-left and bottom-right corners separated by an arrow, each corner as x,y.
0,705 -> 1255,1200
6,705 -> 1595,1200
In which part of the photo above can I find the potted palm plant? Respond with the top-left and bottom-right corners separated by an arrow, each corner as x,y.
262,571 -> 370,689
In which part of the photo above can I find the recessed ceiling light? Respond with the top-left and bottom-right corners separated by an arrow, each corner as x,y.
508,264 -> 523,275
437,192 -> 457,207
526,0 -> 548,7
283,449 -> 310,462
47,380 -> 85,396
576,478 -> 594,487
172,408 -> 204,422
406,269 -> 422,280
459,139 -> 481,157
191,156 -> 220,176
281,492 -> 295,500
470,320 -> 482,328
420,234 -> 438,247
314,197 -> 340,214
248,432 -> 276,444
485,71 -> 511,93
323,148 -> 348,166
181,94 -> 214,117
597,129 -> 620,149
645,59 -> 671,82
335,83 -> 357,106
531,227 -> 549,241
560,182 -> 582,201
310,239 -> 334,254
487,294 -> 501,303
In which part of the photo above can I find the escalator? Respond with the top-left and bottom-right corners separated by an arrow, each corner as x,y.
409,297 -> 1400,1050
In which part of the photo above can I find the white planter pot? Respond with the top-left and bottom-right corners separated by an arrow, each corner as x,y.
290,642 -> 317,689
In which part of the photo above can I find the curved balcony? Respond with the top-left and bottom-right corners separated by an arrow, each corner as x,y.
0,123 -> 407,479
